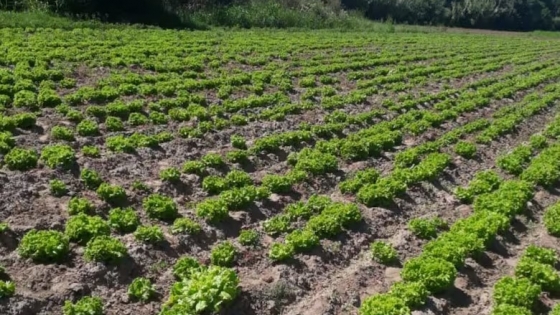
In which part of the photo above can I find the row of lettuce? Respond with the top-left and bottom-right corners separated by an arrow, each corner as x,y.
359,110 -> 560,314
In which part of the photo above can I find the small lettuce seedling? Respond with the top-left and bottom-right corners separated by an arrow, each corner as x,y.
128,277 -> 155,302
108,207 -> 140,233
210,241 -> 237,267
63,296 -> 103,315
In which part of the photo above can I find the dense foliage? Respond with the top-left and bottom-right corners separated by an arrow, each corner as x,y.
4,0 -> 560,31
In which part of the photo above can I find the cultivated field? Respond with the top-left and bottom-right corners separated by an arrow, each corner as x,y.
0,27 -> 560,315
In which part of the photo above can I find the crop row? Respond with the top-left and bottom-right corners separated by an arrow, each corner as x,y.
254,82 -> 560,268
358,106 -> 560,314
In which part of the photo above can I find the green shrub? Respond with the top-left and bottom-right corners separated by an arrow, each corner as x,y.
18,229 -> 69,263
63,297 -> 103,315
210,241 -> 237,267
96,183 -> 127,204
66,109 -> 84,123
263,215 -> 292,236
106,101 -> 130,119
84,236 -> 127,264
394,149 -> 421,168
173,256 -> 201,280
143,194 -> 178,220
118,84 -> 138,96
497,145 -> 532,175
149,111 -> 168,124
491,304 -> 531,315
38,89 -> 61,107
401,256 -> 456,294
322,203 -> 362,228
300,76 -> 316,88
493,276 -> 540,308
544,203 -> 560,236
13,90 -> 37,109
14,79 -> 35,92
268,243 -> 294,262
160,167 -> 181,183
306,214 -> 342,238
202,175 -> 228,194
68,197 -> 95,215
359,294 -> 410,315
49,179 -> 67,196
105,116 -> 124,131
226,150 -> 249,164
182,160 -> 206,175
454,141 -> 477,159
455,170 -> 502,203
82,145 -> 100,158
515,257 -> 560,293
238,229 -> 259,246
196,198 -> 229,222
522,245 -> 557,265
230,135 -> 247,149
76,119 -> 99,136
4,148 -> 38,171
357,178 -> 406,207
529,134 -> 547,149
262,174 -> 293,193
286,229 -> 319,252
13,113 -> 36,129
0,222 -> 9,233
422,231 -> 484,268
202,153 -> 225,168
521,161 -> 560,187
106,135 -> 135,153
0,132 -> 14,154
80,168 -> 103,189
60,78 -> 76,88
219,186 -> 258,210
171,218 -> 201,235
225,170 -> 253,188
293,148 -> 338,175
389,281 -> 428,308
40,144 -> 75,169
131,180 -> 150,192
370,241 -> 398,265
0,281 -> 15,298
51,126 -> 74,141
134,225 -> 165,244
108,207 -> 139,233
128,277 -> 155,302
168,108 -> 190,121
340,169 -> 380,194
65,214 -> 110,244
128,112 -> 148,126
408,217 -> 447,239
551,304 -> 560,315
161,266 -> 239,315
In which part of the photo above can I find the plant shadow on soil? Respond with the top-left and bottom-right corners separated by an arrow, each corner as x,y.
162,180 -> 193,196
0,232 -> 19,252
440,286 -> 474,309
460,262 -> 486,286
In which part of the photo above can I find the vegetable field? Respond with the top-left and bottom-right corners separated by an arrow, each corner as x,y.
1,27 -> 560,315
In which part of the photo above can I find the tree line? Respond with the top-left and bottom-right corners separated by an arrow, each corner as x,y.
360,0 -> 560,31
2,0 -> 560,31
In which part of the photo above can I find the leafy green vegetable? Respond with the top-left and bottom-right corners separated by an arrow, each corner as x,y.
18,229 -> 69,263
84,236 -> 127,264
128,277 -> 155,302
63,296 -> 103,315
370,241 -> 398,265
